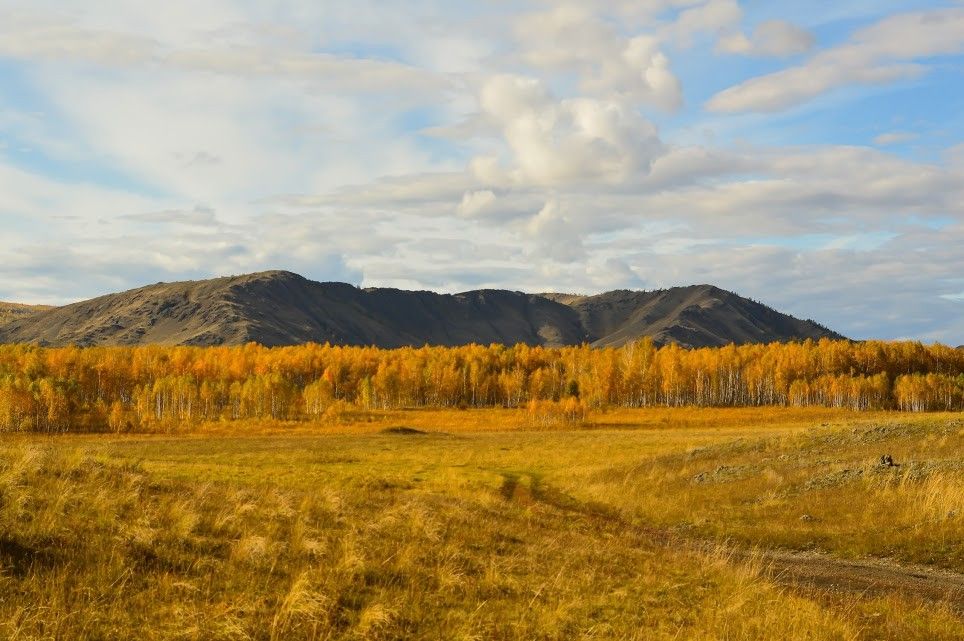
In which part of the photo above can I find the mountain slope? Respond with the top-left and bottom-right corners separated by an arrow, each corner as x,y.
544,285 -> 841,348
0,272 -> 588,348
0,271 -> 843,348
0,302 -> 53,324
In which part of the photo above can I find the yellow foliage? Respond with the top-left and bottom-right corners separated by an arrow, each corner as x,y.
0,338 -> 961,432
527,397 -> 590,428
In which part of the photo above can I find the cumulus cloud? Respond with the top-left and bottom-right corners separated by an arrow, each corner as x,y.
708,7 -> 964,112
514,5 -> 683,110
475,75 -> 664,187
717,20 -> 814,57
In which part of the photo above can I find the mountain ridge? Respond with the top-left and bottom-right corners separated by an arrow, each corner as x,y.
0,270 -> 845,348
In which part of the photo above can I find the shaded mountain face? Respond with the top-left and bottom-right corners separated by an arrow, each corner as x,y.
543,286 -> 842,348
0,271 -> 843,348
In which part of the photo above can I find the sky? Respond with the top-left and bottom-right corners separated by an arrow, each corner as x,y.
0,0 -> 963,343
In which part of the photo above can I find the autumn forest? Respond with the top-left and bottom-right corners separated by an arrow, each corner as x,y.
0,338 -> 962,433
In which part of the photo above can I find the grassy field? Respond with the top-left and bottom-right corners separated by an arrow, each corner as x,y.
1,408 -> 962,639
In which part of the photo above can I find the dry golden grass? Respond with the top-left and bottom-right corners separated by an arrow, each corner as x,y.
0,408 -> 961,639
187,405 -> 897,436
0,302 -> 52,324
577,413 -> 964,570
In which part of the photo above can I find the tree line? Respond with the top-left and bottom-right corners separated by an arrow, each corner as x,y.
0,338 -> 961,432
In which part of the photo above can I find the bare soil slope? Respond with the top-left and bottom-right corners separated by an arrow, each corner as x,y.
0,271 -> 842,348
757,549 -> 964,609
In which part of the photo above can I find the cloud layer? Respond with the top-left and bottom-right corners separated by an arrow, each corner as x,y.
708,7 -> 964,112
0,0 -> 962,343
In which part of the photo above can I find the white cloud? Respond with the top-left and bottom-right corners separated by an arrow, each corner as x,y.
642,146 -> 759,188
946,143 -> 964,170
456,190 -> 497,217
0,11 -> 448,95
708,63 -> 918,114
475,75 -> 664,187
873,131 -> 918,146
568,0 -> 705,23
661,0 -> 743,46
708,7 -> 964,113
717,20 -> 814,57
120,205 -> 219,227
0,154 -> 168,225
526,198 -> 586,262
514,5 -> 683,110
615,37 -> 683,110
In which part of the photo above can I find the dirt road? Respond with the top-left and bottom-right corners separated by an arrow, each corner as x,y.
755,548 -> 964,609
501,471 -> 964,610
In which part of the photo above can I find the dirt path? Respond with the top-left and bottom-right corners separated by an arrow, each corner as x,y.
499,471 -> 964,610
751,548 -> 964,609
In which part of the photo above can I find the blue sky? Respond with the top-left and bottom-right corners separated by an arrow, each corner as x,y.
0,0 -> 962,343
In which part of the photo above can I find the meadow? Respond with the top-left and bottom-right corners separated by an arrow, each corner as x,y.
1,407 -> 962,640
